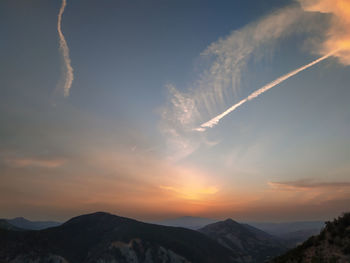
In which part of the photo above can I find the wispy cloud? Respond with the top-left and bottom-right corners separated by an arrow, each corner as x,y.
57,0 -> 74,97
159,84 -> 202,161
5,157 -> 66,168
269,179 -> 350,191
266,179 -> 350,212
161,1 -> 350,154
193,6 -> 303,117
160,6 -> 306,159
197,50 -> 336,130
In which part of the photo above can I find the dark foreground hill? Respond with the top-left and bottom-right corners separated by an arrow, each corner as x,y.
199,219 -> 287,262
271,212 -> 350,263
0,212 -> 247,263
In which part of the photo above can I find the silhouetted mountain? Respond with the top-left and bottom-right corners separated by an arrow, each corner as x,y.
271,212 -> 350,263
156,216 -> 217,229
0,212 -> 247,263
5,217 -> 61,230
0,219 -> 22,231
199,218 -> 287,263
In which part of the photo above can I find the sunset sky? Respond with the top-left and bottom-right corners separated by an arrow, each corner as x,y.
0,0 -> 349,222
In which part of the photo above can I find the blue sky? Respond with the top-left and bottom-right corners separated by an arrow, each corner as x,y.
0,0 -> 349,221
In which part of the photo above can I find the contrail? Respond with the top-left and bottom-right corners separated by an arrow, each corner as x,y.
197,51 -> 336,131
57,0 -> 73,97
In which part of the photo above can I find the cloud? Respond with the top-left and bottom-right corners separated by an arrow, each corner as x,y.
299,0 -> 350,65
194,6 -> 303,116
268,179 -> 350,191
160,6 -> 306,159
257,179 -> 350,220
57,0 -> 74,97
197,50 -> 335,130
159,84 -> 202,161
4,157 -> 65,168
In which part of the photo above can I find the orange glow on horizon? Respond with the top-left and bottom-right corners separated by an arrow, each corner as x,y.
159,185 -> 219,200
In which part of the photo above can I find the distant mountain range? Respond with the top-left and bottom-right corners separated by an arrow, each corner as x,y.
247,221 -> 325,248
247,221 -> 325,236
271,213 -> 350,262
155,216 -> 217,229
3,217 -> 61,230
157,216 -> 324,247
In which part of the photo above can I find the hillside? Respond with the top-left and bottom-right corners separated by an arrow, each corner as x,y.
271,213 -> 350,263
0,212 -> 246,263
199,219 -> 287,262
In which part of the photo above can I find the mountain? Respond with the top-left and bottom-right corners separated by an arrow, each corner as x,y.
199,219 -> 287,263
0,219 -> 22,231
246,221 -> 324,248
276,228 -> 322,248
156,216 -> 217,230
271,212 -> 350,263
0,212 -> 247,263
247,221 -> 324,237
5,217 -> 61,230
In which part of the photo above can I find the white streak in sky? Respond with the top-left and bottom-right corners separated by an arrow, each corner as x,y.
57,0 -> 73,97
197,51 -> 336,131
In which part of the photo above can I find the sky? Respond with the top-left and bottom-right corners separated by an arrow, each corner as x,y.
0,0 -> 349,222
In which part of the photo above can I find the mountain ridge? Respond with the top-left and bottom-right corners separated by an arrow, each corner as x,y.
0,212 -> 245,263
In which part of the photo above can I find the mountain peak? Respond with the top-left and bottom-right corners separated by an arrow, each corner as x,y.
223,218 -> 237,223
62,211 -> 132,227
75,211 -> 113,218
10,217 -> 29,222
202,218 -> 240,228
65,211 -> 116,221
199,218 -> 286,262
